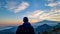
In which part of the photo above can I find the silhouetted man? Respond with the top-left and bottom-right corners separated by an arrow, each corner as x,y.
16,17 -> 35,34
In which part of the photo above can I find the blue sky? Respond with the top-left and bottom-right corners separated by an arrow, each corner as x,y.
0,0 -> 60,26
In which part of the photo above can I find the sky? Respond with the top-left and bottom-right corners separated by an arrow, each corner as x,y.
0,0 -> 60,26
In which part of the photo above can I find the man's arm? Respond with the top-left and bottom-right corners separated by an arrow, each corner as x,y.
16,26 -> 22,34
30,26 -> 35,34
16,26 -> 20,34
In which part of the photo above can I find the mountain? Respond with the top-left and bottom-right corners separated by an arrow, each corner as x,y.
32,20 -> 59,28
37,20 -> 60,23
35,24 -> 53,34
54,23 -> 60,28
0,26 -> 18,34
32,20 -> 60,34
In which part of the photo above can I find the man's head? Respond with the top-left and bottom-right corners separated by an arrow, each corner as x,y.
23,17 -> 29,22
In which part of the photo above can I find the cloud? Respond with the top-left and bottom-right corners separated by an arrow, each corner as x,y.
28,9 -> 60,22
48,0 -> 54,2
4,1 -> 29,13
47,13 -> 60,22
45,0 -> 60,22
46,0 -> 60,7
47,2 -> 57,7
28,10 -> 44,18
28,0 -> 60,21
43,9 -> 60,21
4,1 -> 17,10
14,2 -> 29,13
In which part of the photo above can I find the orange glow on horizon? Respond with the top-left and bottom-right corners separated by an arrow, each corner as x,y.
0,18 -> 60,26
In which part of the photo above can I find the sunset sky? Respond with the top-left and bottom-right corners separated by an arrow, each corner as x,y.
0,0 -> 60,26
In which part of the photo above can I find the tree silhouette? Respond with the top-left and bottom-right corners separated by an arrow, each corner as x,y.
42,31 -> 49,34
50,25 -> 60,34
38,32 -> 40,34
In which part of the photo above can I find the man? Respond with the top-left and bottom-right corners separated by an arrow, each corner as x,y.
16,17 -> 35,34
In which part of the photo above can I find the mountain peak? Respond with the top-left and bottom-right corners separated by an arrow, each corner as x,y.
38,20 -> 60,23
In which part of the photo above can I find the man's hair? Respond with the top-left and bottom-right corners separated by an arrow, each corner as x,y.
23,17 -> 28,22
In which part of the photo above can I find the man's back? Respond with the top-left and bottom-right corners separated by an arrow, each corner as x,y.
16,17 -> 35,34
16,22 -> 35,34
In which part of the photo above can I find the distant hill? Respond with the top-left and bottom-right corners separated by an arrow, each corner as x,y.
0,26 -> 18,34
35,24 -> 53,34
32,20 -> 60,34
37,20 -> 60,23
32,20 -> 59,28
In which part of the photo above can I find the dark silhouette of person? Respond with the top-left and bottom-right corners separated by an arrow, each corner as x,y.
16,17 -> 35,34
